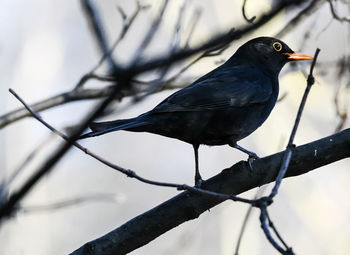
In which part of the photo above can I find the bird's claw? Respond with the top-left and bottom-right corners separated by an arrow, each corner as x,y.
247,153 -> 259,171
195,177 -> 203,188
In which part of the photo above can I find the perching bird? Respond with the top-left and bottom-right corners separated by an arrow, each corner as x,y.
80,37 -> 312,186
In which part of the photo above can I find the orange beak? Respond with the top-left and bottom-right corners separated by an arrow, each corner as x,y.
284,52 -> 313,61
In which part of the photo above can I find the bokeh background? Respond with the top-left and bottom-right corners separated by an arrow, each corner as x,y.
0,0 -> 349,254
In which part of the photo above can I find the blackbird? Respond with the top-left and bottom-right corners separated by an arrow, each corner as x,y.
80,37 -> 312,186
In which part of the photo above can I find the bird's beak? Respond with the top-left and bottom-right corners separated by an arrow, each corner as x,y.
284,52 -> 313,61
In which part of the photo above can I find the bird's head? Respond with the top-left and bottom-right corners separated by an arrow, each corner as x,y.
231,37 -> 313,76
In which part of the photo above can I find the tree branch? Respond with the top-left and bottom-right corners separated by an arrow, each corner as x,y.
327,0 -> 350,23
70,128 -> 350,255
0,0 -> 308,130
275,0 -> 326,38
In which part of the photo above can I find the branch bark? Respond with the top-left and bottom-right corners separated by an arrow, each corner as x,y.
71,128 -> 350,255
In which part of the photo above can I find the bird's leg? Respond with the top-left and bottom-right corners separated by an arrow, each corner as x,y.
229,142 -> 259,170
193,144 -> 203,187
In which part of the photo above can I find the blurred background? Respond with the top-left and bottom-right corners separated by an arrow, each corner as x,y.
0,0 -> 349,254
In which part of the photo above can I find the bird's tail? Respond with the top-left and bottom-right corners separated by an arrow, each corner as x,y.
79,117 -> 149,139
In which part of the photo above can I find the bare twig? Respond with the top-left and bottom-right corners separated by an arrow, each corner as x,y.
171,0 -> 188,50
0,0 -> 306,130
0,86 -> 115,129
20,193 -> 125,213
0,0 -> 309,224
131,0 -> 170,64
81,0 -> 117,71
250,48 -> 321,254
70,128 -> 350,255
76,1 -> 150,89
5,134 -> 55,187
135,1 -> 189,102
266,212 -> 290,251
183,8 -> 202,48
334,83 -> 348,131
0,77 -> 192,130
234,184 -> 270,255
242,0 -> 256,23
327,0 -> 350,22
234,200 -> 255,255
8,89 -> 255,205
0,71 -> 127,220
122,0 -> 307,77
275,0 -> 326,38
259,205 -> 287,254
269,48 -> 320,199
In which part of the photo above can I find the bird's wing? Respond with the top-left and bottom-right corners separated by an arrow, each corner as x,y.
152,66 -> 273,113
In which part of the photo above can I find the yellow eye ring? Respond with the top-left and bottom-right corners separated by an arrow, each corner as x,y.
273,42 -> 282,52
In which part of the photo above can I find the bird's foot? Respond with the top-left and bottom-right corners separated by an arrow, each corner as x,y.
194,176 -> 203,188
230,142 -> 259,171
247,153 -> 259,171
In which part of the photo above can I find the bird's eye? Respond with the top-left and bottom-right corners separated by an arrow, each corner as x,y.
273,42 -> 282,52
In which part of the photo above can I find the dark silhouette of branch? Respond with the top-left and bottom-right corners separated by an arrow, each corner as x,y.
0,79 -> 192,130
250,48 -> 320,254
76,1 -> 150,89
0,0 -> 318,237
70,128 -> 350,255
20,193 -> 124,214
81,0 -> 117,71
275,0 -> 326,38
269,49 -> 320,199
183,8 -> 202,48
0,74 -> 132,221
0,85 -> 113,129
9,89 -> 258,205
242,0 -> 256,23
0,0 -> 309,130
334,84 -> 348,132
327,0 -> 350,22
5,134 -> 55,187
234,193 -> 258,255
259,205 -> 289,254
131,0 -> 169,65
122,0 -> 308,77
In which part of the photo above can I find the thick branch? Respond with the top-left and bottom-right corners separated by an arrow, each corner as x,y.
71,128 -> 350,255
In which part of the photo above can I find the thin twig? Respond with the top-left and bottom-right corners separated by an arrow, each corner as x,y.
81,0 -> 117,71
8,89 -> 255,205
269,48 -> 320,199
251,48 -> 321,254
234,183 -> 271,255
20,193 -> 124,213
327,0 -> 350,22
70,126 -> 350,255
122,0 -> 307,77
171,0 -> 188,50
0,0 -> 308,224
183,8 -> 202,49
5,134 -> 55,187
76,1 -> 150,89
134,1 -> 189,102
242,0 -> 256,23
0,0 -> 305,130
275,0 -> 326,38
234,202 -> 254,255
0,72 -> 127,220
259,205 -> 287,254
131,0 -> 169,65
334,82 -> 348,131
266,212 -> 290,251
